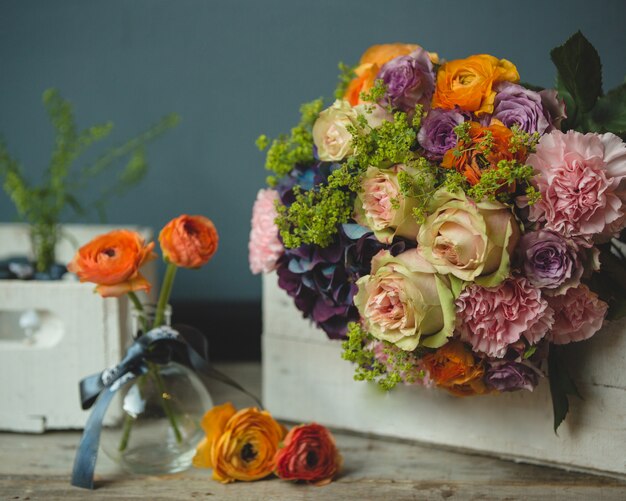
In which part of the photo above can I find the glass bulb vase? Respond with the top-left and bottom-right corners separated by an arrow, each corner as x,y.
100,303 -> 212,475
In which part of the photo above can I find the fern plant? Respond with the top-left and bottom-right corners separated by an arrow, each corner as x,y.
0,89 -> 179,274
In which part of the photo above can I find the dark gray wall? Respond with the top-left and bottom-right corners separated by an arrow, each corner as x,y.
1,0 -> 625,301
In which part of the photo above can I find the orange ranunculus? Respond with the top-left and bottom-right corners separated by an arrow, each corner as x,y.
194,405 -> 286,483
159,214 -> 218,268
432,54 -> 519,116
344,43 -> 421,106
422,340 -> 488,396
274,423 -> 342,486
441,121 -> 525,185
67,230 -> 156,298
192,402 -> 237,469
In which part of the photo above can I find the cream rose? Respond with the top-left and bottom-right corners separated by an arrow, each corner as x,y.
354,249 -> 456,351
417,189 -> 520,286
312,100 -> 392,162
354,164 -> 421,244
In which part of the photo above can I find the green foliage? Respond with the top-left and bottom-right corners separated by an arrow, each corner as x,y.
509,125 -> 540,153
275,165 -> 355,249
359,79 -> 387,106
548,346 -> 581,433
348,110 -> 417,170
467,160 -> 539,205
397,158 -> 439,224
334,62 -> 356,100
587,83 -> 626,140
550,31 -> 626,140
551,31 -> 603,115
261,98 -> 324,185
0,88 -> 179,272
342,322 -> 428,391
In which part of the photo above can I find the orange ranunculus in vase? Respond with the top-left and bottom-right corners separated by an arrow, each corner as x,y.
432,54 -> 520,116
159,214 -> 219,269
67,229 -> 156,298
194,405 -> 287,483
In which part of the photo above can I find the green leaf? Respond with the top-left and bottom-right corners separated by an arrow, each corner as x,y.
548,346 -> 581,434
550,31 -> 603,114
589,82 -> 626,135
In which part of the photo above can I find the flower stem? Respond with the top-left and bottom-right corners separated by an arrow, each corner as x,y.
154,263 -> 177,327
148,361 -> 183,443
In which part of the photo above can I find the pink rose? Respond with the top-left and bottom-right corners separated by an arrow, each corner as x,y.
547,285 -> 608,344
249,189 -> 283,274
455,277 -> 554,358
525,130 -> 626,240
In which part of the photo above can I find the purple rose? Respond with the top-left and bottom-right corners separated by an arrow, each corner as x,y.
492,82 -> 550,134
517,229 -> 582,294
485,360 -> 540,392
417,109 -> 466,160
539,88 -> 567,131
377,47 -> 435,113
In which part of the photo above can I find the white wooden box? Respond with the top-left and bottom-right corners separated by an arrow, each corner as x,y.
0,224 -> 155,432
262,273 -> 626,478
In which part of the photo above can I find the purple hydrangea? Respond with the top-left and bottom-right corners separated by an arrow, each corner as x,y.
516,229 -> 582,293
492,82 -> 551,134
377,47 -> 435,113
485,359 -> 540,392
276,224 -> 414,339
417,108 -> 466,160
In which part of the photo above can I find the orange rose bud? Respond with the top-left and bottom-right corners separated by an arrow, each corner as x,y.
422,340 -> 488,397
274,423 -> 342,486
432,54 -> 520,116
159,214 -> 218,268
442,121 -> 525,186
67,230 -> 156,298
205,407 -> 286,483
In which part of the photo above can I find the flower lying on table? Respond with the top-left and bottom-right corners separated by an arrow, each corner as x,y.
193,403 -> 342,486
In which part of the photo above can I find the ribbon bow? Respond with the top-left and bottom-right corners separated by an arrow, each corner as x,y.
71,325 -> 261,490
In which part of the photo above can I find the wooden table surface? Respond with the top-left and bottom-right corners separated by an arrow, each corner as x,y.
1,362 -> 625,501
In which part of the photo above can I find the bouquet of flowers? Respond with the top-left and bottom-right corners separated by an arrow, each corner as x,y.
250,32 -> 626,430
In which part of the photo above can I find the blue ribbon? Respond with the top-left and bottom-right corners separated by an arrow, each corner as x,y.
71,325 -> 261,490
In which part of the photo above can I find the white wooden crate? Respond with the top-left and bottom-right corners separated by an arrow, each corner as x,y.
0,223 -> 155,432
262,273 -> 626,478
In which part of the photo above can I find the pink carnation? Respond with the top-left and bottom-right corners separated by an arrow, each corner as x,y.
248,189 -> 283,274
547,285 -> 608,344
526,130 -> 626,240
455,277 -> 554,358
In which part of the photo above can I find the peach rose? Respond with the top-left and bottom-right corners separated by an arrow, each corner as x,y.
68,229 -> 156,298
274,423 -> 342,486
432,54 -> 520,116
353,164 -> 422,244
417,189 -> 520,287
194,405 -> 286,483
159,214 -> 218,268
354,249 -> 457,351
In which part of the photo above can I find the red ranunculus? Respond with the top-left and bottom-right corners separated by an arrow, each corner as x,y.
274,423 -> 342,486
